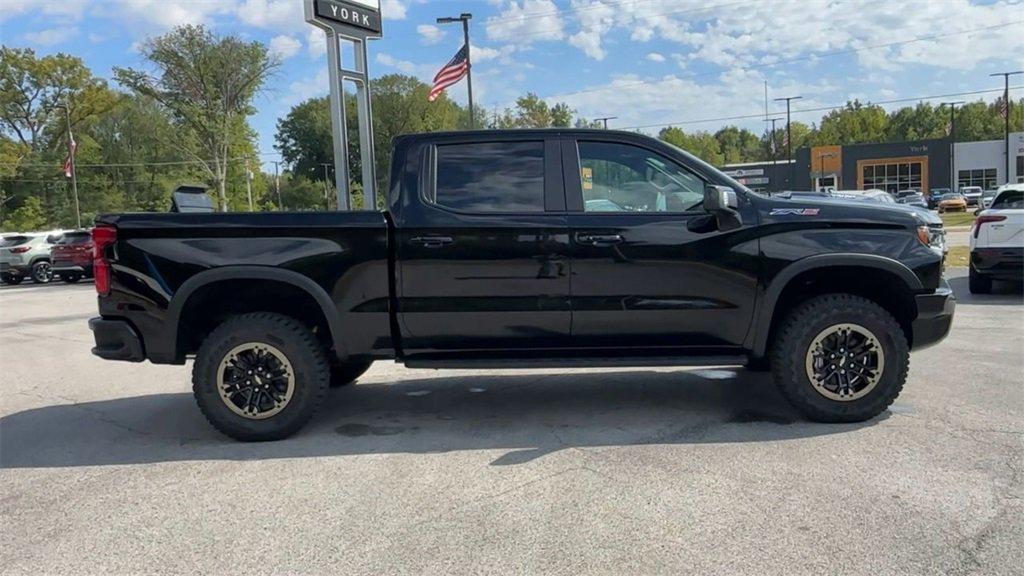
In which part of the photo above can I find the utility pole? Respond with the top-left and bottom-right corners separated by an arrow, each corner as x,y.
55,101 -> 81,228
595,116 -> 617,129
990,71 -> 1023,185
941,101 -> 965,192
774,95 -> 802,188
437,13 -> 474,128
320,163 -> 332,210
244,159 -> 254,211
272,161 -> 283,210
764,117 -> 783,194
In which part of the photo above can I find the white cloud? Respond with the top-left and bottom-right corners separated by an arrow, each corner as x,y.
22,27 -> 79,46
269,35 -> 302,61
375,52 -> 419,75
0,0 -> 88,22
306,27 -> 327,58
282,68 -> 328,106
486,0 -> 564,46
470,43 -> 518,65
645,52 -> 666,63
417,24 -> 446,45
380,0 -> 407,20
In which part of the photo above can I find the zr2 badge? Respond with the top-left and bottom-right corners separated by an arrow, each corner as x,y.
770,208 -> 820,216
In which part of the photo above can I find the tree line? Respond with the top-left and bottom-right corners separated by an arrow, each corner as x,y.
3,25 -> 1022,230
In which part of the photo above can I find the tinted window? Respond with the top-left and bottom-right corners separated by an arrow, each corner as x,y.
1,236 -> 31,247
434,142 -> 545,212
992,190 -> 1024,209
578,141 -> 704,213
58,232 -> 91,245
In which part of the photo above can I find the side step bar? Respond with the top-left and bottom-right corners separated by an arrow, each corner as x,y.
403,355 -> 748,370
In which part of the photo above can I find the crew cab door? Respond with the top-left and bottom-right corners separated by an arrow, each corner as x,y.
562,135 -> 760,350
395,134 -> 571,355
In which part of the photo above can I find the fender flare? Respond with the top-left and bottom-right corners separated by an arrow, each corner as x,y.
164,266 -> 346,361
746,253 -> 922,357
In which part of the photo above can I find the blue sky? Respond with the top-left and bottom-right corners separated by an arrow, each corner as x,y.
2,0 -> 1023,168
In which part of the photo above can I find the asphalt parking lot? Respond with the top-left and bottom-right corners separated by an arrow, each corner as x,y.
1,269 -> 1021,575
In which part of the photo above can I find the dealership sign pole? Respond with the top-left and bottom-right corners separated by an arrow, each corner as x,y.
305,0 -> 381,211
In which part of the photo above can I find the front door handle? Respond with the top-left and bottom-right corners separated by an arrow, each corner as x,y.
576,233 -> 624,246
410,235 -> 454,248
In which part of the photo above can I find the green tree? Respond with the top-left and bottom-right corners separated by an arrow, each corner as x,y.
495,93 -> 580,128
714,126 -> 764,163
814,100 -> 888,145
885,102 -> 945,142
114,25 -> 278,211
659,126 -> 724,165
3,195 -> 45,231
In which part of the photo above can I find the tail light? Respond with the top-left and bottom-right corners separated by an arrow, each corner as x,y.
10,246 -> 30,253
92,225 -> 117,295
973,214 -> 1006,239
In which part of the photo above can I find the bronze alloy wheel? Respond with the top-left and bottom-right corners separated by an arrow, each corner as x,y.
803,323 -> 885,402
217,342 -> 295,419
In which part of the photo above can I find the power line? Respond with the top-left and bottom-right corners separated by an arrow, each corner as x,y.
618,86 -> 1024,131
545,19 -> 1024,101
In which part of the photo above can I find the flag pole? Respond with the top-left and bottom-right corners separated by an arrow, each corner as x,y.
990,71 -> 1023,185
437,13 -> 474,128
58,100 -> 81,229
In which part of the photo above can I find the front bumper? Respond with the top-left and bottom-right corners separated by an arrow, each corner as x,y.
89,317 -> 145,362
910,279 -> 955,351
971,247 -> 1024,281
0,262 -> 30,276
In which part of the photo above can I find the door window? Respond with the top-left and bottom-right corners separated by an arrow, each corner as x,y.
577,142 -> 705,213
433,141 -> 545,212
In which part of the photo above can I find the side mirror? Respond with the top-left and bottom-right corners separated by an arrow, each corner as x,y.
702,184 -> 742,231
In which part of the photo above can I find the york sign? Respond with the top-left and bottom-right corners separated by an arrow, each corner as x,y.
315,0 -> 382,33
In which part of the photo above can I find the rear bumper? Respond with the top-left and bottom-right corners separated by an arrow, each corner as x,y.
52,264 -> 89,275
971,247 -> 1024,280
89,317 -> 145,362
910,279 -> 955,351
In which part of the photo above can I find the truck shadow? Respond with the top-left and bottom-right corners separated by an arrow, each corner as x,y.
947,273 -> 1023,305
0,369 -> 887,469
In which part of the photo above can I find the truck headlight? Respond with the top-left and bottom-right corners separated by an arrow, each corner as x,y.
917,225 -> 945,251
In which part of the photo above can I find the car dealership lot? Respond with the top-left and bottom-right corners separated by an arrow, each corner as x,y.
1,273 -> 1021,575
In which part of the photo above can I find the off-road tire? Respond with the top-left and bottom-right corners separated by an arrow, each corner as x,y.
193,312 -> 330,441
968,266 -> 992,294
329,359 -> 373,388
770,294 -> 909,423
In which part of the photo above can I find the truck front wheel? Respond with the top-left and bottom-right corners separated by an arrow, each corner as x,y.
329,359 -> 373,388
770,294 -> 909,423
192,312 -> 329,441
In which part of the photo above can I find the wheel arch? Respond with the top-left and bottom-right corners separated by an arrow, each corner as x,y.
166,267 -> 346,363
747,254 -> 922,357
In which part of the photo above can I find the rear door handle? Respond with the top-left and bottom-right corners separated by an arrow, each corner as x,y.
410,235 -> 454,248
576,233 -> 624,246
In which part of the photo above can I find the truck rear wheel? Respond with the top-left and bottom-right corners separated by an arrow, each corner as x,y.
192,312 -> 329,441
770,294 -> 908,423
329,359 -> 373,388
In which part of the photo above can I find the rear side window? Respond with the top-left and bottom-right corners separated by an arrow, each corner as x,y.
433,141 -> 545,212
58,233 -> 91,245
992,190 -> 1024,209
1,236 -> 31,247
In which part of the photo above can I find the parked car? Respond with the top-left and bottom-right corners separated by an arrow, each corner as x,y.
928,188 -> 951,210
51,230 -> 94,283
968,184 -> 1024,293
980,189 -> 999,210
897,192 -> 928,209
832,189 -> 896,204
961,186 -> 983,207
0,232 -> 61,284
937,192 -> 967,213
88,129 -> 954,441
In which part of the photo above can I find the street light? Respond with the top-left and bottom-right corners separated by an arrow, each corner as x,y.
990,71 -> 1023,185
940,101 -> 965,192
817,152 -> 836,190
774,95 -> 802,187
437,13 -> 475,128
53,101 -> 81,229
595,116 -> 617,129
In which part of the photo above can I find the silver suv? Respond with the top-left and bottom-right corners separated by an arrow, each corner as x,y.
0,232 -> 62,285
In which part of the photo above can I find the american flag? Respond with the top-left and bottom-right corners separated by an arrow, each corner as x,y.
63,136 -> 76,178
999,93 -> 1009,119
428,44 -> 469,102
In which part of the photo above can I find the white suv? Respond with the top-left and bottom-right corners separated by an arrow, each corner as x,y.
0,232 -> 62,285
969,184 -> 1024,293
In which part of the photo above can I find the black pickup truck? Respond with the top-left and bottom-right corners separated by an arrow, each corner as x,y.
89,129 -> 954,441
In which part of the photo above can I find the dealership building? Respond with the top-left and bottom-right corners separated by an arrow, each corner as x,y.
721,132 -> 1023,194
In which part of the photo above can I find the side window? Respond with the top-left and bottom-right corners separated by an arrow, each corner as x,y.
578,141 -> 705,213
433,141 -> 545,212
